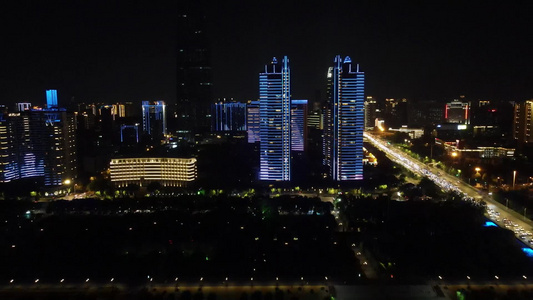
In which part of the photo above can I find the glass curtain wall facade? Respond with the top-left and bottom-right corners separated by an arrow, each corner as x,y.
291,99 -> 307,151
259,56 -> 291,181
211,101 -> 247,132
0,108 -> 76,186
247,100 -> 260,143
324,55 -> 364,181
142,101 -> 167,141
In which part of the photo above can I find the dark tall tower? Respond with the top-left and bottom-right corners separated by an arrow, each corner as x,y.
176,4 -> 212,139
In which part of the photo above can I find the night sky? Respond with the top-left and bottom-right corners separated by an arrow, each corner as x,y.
2,1 -> 532,106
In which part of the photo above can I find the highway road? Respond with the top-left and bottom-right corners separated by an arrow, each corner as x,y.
364,132 -> 533,250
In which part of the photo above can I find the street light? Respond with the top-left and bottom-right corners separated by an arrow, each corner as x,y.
63,179 -> 72,195
513,170 -> 517,189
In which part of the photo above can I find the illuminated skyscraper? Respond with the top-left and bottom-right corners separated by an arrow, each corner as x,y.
247,100 -> 260,143
259,56 -> 291,181
211,100 -> 247,132
324,55 -> 364,181
142,101 -> 167,141
0,113 -> 15,182
308,110 -> 323,130
513,100 -> 533,144
291,100 -> 307,152
364,96 -> 378,130
0,104 -> 76,186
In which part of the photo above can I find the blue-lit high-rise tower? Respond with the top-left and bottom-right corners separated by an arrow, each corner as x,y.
324,56 -> 364,181
211,100 -> 247,132
259,56 -> 291,181
291,99 -> 307,152
142,101 -> 167,142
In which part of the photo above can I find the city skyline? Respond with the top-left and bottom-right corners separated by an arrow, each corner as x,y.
2,1 -> 533,106
2,2 -> 533,296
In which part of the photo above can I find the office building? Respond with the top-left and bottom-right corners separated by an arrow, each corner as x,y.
308,110 -> 323,130
247,100 -> 260,143
364,96 -> 378,130
445,98 -> 470,124
0,113 -> 15,182
16,103 -> 31,112
383,98 -> 408,127
175,5 -> 212,136
291,100 -> 307,151
323,55 -> 364,181
259,56 -> 291,181
110,157 -> 197,187
410,100 -> 444,127
0,95 -> 76,186
211,100 -> 247,132
513,100 -> 533,144
120,124 -> 140,145
142,101 -> 167,141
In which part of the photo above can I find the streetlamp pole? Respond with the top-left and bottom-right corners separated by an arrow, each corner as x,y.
513,170 -> 517,189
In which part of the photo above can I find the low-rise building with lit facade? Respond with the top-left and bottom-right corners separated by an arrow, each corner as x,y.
445,98 -> 470,124
109,157 -> 197,187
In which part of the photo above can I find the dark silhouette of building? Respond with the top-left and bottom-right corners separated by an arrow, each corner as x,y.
175,4 -> 212,139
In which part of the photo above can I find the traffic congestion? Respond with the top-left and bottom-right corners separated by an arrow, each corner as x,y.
364,132 -> 533,249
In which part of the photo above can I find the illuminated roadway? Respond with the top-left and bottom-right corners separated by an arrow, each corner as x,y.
364,132 -> 533,249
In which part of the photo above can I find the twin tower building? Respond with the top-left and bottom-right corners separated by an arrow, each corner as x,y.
259,55 -> 364,182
